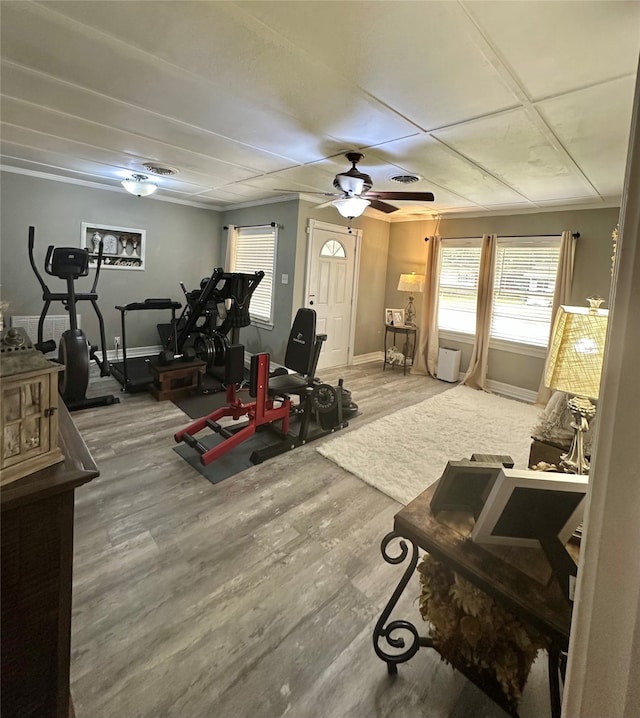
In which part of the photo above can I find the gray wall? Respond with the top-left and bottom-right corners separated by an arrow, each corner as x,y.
0,172 -> 222,349
220,199 -> 301,362
387,207 -> 620,392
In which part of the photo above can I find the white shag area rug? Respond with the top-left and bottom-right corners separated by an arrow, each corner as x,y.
316,384 -> 543,505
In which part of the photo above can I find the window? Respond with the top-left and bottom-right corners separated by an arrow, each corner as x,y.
437,235 -> 562,348
491,237 -> 561,347
229,224 -> 277,326
437,238 -> 482,334
320,239 -> 346,257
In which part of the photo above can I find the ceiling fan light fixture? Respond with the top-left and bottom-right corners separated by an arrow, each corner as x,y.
121,173 -> 158,197
332,196 -> 370,218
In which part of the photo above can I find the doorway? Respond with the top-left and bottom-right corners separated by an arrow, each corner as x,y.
305,219 -> 361,370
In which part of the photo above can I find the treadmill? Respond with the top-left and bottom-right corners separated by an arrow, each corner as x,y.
110,298 -> 181,392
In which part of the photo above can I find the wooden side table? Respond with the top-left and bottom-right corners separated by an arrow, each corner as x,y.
373,480 -> 576,718
1,403 -> 99,718
383,323 -> 417,375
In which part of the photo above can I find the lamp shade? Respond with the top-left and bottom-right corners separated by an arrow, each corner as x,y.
332,196 -> 370,218
397,272 -> 425,293
544,303 -> 609,399
121,174 -> 158,197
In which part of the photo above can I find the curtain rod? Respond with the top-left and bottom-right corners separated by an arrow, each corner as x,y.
424,232 -> 579,241
223,222 -> 278,230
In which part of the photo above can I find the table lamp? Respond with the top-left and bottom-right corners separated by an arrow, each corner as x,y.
397,273 -> 425,326
544,297 -> 608,474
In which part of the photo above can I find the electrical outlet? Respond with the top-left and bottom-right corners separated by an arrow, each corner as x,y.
114,336 -> 120,349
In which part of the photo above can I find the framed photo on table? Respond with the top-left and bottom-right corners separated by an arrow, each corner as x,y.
385,308 -> 405,326
430,460 -> 505,518
80,222 -> 145,270
471,467 -> 588,548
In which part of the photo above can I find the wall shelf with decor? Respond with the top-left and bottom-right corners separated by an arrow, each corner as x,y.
81,222 -> 145,270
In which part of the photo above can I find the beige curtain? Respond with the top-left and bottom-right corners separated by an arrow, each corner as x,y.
537,230 -> 577,403
224,225 -> 237,270
412,235 -> 441,377
463,234 -> 497,390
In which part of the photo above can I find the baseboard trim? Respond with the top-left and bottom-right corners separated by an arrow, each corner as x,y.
485,378 -> 538,404
104,344 -> 163,362
352,351 -> 384,365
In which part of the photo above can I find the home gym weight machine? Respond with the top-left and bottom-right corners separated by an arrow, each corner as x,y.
109,268 -> 264,393
28,225 -> 118,411
174,308 -> 352,468
164,267 -> 264,377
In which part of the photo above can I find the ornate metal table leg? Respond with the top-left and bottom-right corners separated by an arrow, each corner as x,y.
373,531 -> 431,675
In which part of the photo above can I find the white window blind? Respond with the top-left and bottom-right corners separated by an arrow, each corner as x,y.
230,225 -> 277,326
490,236 -> 561,347
437,238 -> 482,334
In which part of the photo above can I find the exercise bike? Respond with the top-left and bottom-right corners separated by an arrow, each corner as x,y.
28,226 -> 119,411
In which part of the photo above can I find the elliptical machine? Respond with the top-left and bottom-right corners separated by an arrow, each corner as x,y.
28,226 -> 118,411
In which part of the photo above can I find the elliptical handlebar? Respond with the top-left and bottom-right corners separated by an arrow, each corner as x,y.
28,225 -> 50,295
90,239 -> 104,293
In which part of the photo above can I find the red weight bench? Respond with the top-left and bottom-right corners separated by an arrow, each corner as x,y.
174,308 -> 325,466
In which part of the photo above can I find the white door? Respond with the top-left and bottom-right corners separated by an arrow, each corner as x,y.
305,220 -> 360,370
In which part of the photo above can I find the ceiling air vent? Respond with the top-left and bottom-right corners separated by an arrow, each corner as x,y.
143,163 -> 178,176
389,173 -> 421,184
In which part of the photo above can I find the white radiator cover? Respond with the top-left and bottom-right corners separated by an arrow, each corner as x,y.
11,314 -> 80,344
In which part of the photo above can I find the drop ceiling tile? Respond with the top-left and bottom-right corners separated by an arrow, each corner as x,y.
365,136 -> 529,205
2,99 -> 267,187
1,63 -> 299,175
465,0 -> 640,100
238,1 -> 519,129
0,130 -> 217,193
433,108 -> 598,202
536,76 -> 636,198
5,1 -> 419,161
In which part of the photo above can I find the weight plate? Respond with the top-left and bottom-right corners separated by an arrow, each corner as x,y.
310,384 -> 338,413
342,401 -> 359,416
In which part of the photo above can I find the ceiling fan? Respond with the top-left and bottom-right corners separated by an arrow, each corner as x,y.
278,152 -> 435,218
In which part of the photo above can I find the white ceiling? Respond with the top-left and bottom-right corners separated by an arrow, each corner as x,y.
1,0 -> 639,221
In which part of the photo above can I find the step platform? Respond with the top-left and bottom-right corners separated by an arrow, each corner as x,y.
149,359 -> 206,401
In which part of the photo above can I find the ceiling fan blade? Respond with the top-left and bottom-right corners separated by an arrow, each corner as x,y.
368,198 -> 398,214
366,191 -> 435,202
314,199 -> 336,210
274,189 -> 339,198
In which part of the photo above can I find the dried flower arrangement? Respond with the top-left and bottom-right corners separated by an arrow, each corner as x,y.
418,554 -> 548,711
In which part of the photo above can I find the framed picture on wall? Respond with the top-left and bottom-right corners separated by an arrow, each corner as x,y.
80,222 -> 146,270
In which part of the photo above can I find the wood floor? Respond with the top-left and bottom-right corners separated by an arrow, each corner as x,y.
70,361 -> 553,718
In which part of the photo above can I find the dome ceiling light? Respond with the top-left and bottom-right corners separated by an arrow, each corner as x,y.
121,173 -> 158,197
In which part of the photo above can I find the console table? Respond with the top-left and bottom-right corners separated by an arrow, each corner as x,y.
383,323 -> 417,375
373,481 -> 577,718
1,403 -> 99,718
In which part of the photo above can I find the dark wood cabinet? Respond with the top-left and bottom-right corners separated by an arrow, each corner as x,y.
1,404 -> 99,718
